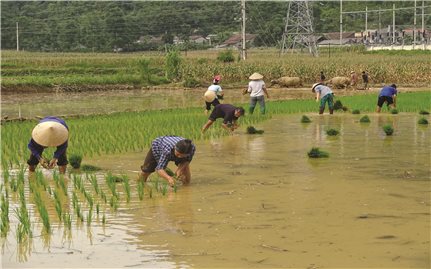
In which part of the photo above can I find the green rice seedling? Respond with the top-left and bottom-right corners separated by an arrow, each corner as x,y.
333,100 -> 343,110
87,209 -> 92,227
307,147 -> 329,158
62,212 -> 72,230
149,187 -> 153,199
246,126 -> 264,134
53,189 -> 62,221
1,192 -> 10,237
352,109 -> 360,114
102,214 -> 106,225
96,203 -> 100,215
2,168 -> 10,184
109,195 -> 119,211
161,182 -> 168,196
81,164 -> 102,172
33,191 -> 50,233
100,190 -> 108,204
69,153 -> 82,169
84,189 -> 94,210
390,109 -> 398,114
10,177 -> 17,192
383,124 -> 394,135
326,129 -> 339,136
359,115 -> 371,123
418,118 -> 429,125
300,115 -> 311,123
419,110 -> 430,115
58,175 -> 68,196
72,191 -> 79,210
137,180 -> 144,201
173,182 -> 178,193
122,175 -> 131,203
88,174 -> 99,195
105,173 -> 118,198
154,177 -> 159,193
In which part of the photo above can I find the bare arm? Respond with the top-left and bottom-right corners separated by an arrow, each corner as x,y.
156,169 -> 176,186
201,120 -> 214,133
263,86 -> 269,98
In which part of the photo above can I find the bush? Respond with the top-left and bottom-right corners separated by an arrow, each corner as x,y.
69,153 -> 82,169
81,164 -> 102,172
359,115 -> 370,123
183,77 -> 200,88
383,124 -> 394,135
326,129 -> 339,136
247,126 -> 264,134
418,118 -> 429,125
301,115 -> 311,123
352,109 -> 360,114
217,50 -> 235,63
307,147 -> 329,158
165,49 -> 182,81
333,100 -> 343,110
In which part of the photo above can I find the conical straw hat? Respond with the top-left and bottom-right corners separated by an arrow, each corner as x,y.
204,90 -> 216,102
32,121 -> 68,147
249,72 -> 263,80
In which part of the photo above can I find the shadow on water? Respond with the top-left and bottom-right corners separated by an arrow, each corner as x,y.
1,113 -> 430,268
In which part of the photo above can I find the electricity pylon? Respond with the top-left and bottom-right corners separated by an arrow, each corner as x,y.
280,0 -> 318,57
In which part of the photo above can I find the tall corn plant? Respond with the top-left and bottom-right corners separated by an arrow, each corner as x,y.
165,49 -> 182,81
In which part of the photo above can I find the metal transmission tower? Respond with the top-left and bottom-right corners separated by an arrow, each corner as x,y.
280,0 -> 318,56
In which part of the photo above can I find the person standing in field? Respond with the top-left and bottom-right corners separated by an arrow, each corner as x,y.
201,104 -> 245,134
362,70 -> 369,90
312,83 -> 334,115
245,72 -> 270,114
376,84 -> 397,113
204,75 -> 223,114
139,136 -> 195,186
27,116 -> 69,174
320,71 -> 326,83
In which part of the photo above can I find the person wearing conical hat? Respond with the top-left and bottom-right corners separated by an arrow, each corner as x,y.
27,116 -> 69,174
312,83 -> 334,114
245,72 -> 270,115
203,75 -> 223,115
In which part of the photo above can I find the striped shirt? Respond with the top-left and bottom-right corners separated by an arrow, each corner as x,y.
151,136 -> 196,170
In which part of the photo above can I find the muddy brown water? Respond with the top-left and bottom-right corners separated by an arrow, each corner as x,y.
1,113 -> 429,268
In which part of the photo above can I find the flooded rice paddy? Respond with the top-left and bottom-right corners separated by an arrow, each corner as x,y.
1,113 -> 430,268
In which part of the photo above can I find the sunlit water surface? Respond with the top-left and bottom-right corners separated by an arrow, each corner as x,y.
1,113 -> 430,268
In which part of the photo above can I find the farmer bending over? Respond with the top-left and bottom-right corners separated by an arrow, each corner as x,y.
201,104 -> 245,134
204,75 -> 223,114
28,116 -> 69,174
140,136 -> 195,186
376,84 -> 397,113
312,83 -> 334,114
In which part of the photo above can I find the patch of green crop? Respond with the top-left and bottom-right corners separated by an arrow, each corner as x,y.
307,147 -> 329,158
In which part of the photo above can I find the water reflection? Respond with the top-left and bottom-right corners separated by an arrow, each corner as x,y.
1,113 -> 430,268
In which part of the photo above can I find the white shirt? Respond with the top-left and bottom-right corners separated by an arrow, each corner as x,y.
207,84 -> 222,94
248,80 -> 266,97
315,85 -> 333,98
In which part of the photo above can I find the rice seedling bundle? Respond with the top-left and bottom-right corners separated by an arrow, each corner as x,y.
307,147 -> 329,158
359,115 -> 371,123
383,125 -> 394,136
326,129 -> 339,136
418,118 -> 428,125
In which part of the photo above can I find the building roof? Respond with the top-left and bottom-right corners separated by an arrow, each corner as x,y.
323,32 -> 355,40
222,34 -> 257,46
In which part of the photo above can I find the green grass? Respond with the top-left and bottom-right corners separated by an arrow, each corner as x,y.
1,92 -> 429,168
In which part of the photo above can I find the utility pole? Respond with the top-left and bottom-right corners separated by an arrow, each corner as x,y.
241,0 -> 246,60
413,0 -> 417,49
392,4 -> 396,44
340,0 -> 343,45
16,22 -> 19,51
421,0 -> 425,46
365,6 -> 368,33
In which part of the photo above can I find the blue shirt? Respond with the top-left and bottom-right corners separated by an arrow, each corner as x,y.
151,136 -> 195,171
379,86 -> 397,97
28,116 -> 69,159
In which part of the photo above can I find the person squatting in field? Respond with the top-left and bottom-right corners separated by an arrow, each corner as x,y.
245,72 -> 270,115
312,83 -> 334,114
139,136 -> 196,186
376,84 -> 397,113
203,75 -> 223,114
201,104 -> 245,134
27,116 -> 69,174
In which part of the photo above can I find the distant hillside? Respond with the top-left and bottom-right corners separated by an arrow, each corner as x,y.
1,1 -> 428,52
